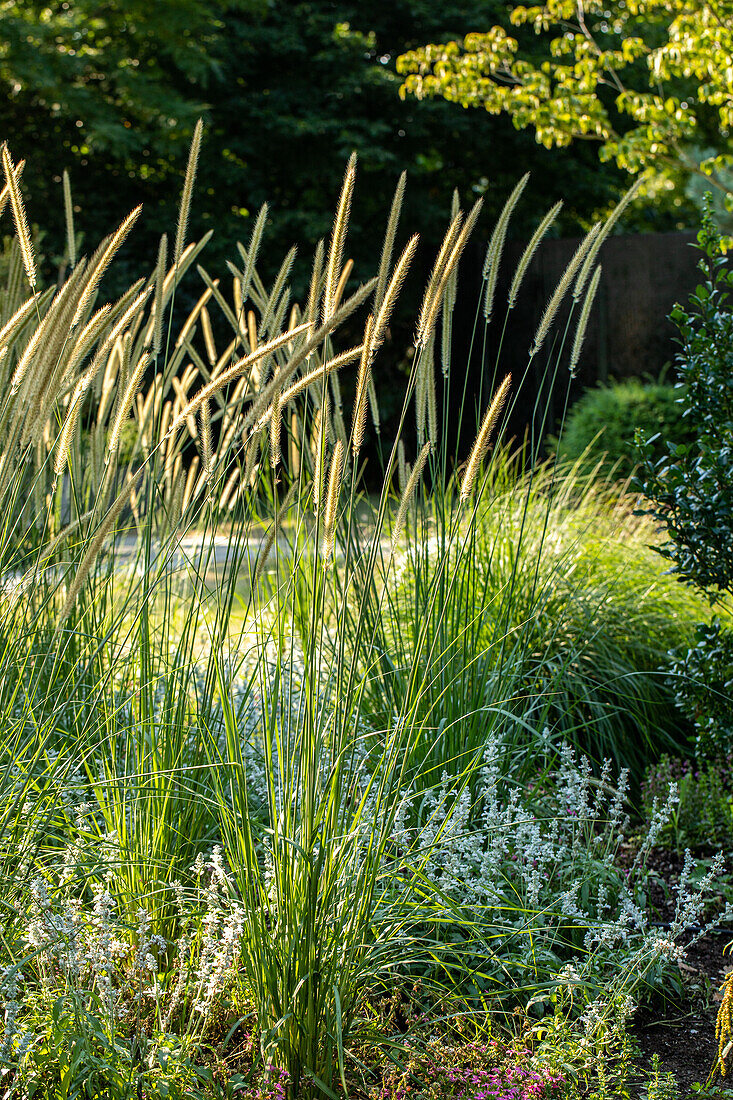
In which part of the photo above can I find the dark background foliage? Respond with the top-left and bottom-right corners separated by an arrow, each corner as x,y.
0,0 -> 636,286
0,0 -> 702,449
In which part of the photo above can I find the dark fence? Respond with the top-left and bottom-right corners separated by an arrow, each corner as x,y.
454,230 -> 701,449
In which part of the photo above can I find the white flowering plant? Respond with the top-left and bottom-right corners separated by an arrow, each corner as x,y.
0,849 -> 263,1099
370,735 -> 731,1016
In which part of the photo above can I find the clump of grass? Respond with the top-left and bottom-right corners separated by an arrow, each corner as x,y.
364,453 -> 702,783
0,133 -> 723,1100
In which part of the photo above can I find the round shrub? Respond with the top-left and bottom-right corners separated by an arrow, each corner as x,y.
554,380 -> 694,477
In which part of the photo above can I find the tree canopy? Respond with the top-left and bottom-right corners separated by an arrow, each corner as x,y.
397,0 -> 733,218
0,0 -> 261,155
1,0 -> 638,297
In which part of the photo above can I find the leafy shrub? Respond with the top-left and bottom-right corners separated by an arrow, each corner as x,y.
470,471 -> 699,774
636,206 -> 733,757
553,380 -> 693,478
643,1053 -> 680,1100
642,752 -> 733,853
669,620 -> 733,758
0,858 -> 250,1099
392,736 -> 716,1004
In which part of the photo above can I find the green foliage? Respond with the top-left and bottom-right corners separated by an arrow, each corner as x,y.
638,214 -> 733,596
643,1054 -> 680,1100
0,0 -> 636,308
0,0 -> 262,163
397,0 -> 733,214
642,752 -> 733,852
553,380 -> 694,478
15,990 -> 202,1100
669,620 -> 733,759
686,148 -> 733,237
522,986 -> 640,1100
636,207 -> 733,755
206,1 -> 623,252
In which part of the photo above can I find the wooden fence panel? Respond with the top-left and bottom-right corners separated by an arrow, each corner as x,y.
457,230 -> 702,447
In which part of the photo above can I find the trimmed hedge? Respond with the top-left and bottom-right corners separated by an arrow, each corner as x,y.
553,379 -> 694,477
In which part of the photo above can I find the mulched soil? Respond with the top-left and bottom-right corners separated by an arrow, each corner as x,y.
628,849 -> 733,1098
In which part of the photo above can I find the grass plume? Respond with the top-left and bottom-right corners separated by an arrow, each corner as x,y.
351,314 -> 374,457
372,235 -> 419,354
269,384 -> 281,469
55,477 -> 140,628
174,118 -> 204,268
417,199 -> 483,349
2,145 -> 36,290
333,258 -> 354,312
153,234 -> 168,356
460,374 -> 511,502
0,156 -> 24,221
530,225 -> 601,358
391,441 -> 430,550
483,173 -> 529,323
416,213 -> 462,348
201,399 -> 213,479
54,386 -> 86,477
241,202 -> 268,305
62,169 -> 76,269
508,201 -> 562,309
573,179 -> 643,302
323,438 -> 344,560
71,206 -> 143,327
201,306 -> 217,365
569,265 -> 602,378
374,171 -> 407,314
324,154 -> 357,324
253,482 -> 297,586
107,352 -> 150,459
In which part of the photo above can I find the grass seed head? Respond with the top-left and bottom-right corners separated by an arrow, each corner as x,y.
62,169 -> 76,269
2,144 -> 36,290
352,315 -> 374,457
323,438 -> 344,561
530,225 -> 601,358
270,384 -> 282,469
324,154 -> 357,324
417,199 -> 483,349
460,374 -> 512,502
508,201 -> 562,310
374,170 -> 407,315
153,234 -> 168,356
174,118 -> 203,268
392,442 -> 431,551
569,265 -> 602,378
483,173 -> 529,323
